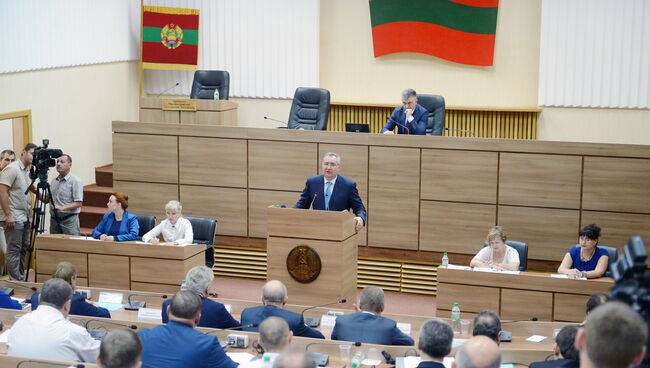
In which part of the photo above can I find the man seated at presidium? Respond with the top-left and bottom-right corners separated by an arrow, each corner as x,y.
381,89 -> 427,135
142,200 -> 193,245
294,152 -> 366,232
92,192 -> 139,242
241,280 -> 325,339
470,226 -> 520,271
162,265 -> 240,329
557,224 -> 608,279
331,285 -> 414,345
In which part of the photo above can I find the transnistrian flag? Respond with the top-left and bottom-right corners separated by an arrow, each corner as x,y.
141,6 -> 200,70
369,0 -> 499,66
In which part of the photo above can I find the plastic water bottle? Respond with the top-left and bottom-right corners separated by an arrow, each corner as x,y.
213,89 -> 220,100
181,279 -> 187,290
442,252 -> 449,268
451,302 -> 461,333
351,351 -> 365,368
261,353 -> 273,368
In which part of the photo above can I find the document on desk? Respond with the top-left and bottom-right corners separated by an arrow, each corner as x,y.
446,264 -> 471,270
71,236 -> 99,241
99,292 -> 123,304
397,322 -> 412,335
473,267 -> 520,275
227,352 -> 256,365
138,307 -> 162,321
397,356 -> 454,368
526,335 -> 547,342
551,274 -> 587,280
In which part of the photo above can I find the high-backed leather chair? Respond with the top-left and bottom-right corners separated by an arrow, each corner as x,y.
190,70 -> 230,100
287,87 -> 330,130
417,94 -> 446,136
483,240 -> 529,271
186,216 -> 218,268
572,244 -> 619,277
136,214 -> 156,239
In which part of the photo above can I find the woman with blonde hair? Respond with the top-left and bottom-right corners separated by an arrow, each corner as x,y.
142,200 -> 193,245
470,226 -> 520,271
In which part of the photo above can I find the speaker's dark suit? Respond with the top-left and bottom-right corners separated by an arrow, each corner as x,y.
294,175 -> 366,224
381,104 -> 428,135
331,312 -> 414,346
240,305 -> 325,339
31,291 -> 110,318
161,296 -> 240,329
529,359 -> 579,368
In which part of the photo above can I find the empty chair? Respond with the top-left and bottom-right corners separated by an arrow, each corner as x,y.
186,216 -> 218,268
483,240 -> 529,271
287,87 -> 331,130
417,94 -> 446,136
190,70 -> 230,100
136,214 -> 156,239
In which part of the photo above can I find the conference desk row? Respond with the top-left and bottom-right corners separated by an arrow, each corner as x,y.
0,280 -> 571,365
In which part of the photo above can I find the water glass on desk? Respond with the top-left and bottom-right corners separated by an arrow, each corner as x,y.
339,344 -> 351,365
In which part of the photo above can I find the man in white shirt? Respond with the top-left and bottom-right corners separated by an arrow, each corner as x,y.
243,317 -> 293,368
8,278 -> 100,362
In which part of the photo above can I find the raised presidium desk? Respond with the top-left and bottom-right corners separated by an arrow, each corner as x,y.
34,234 -> 205,293
436,266 -> 613,322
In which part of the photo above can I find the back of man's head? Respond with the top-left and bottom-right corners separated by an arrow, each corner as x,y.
185,265 -> 214,294
260,317 -> 292,352
555,325 -> 579,360
169,290 -> 202,320
359,286 -> 384,314
263,280 -> 287,305
98,329 -> 142,368
580,301 -> 647,368
273,350 -> 316,368
52,261 -> 77,285
40,278 -> 73,309
418,319 -> 453,360
585,293 -> 609,315
454,336 -> 501,368
472,311 -> 501,342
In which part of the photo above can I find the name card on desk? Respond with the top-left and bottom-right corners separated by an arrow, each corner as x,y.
138,307 -> 162,321
224,304 -> 232,313
320,314 -> 338,327
162,99 -> 197,111
98,292 -> 123,304
397,322 -> 412,335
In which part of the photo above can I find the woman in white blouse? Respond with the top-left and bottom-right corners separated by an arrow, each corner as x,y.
470,226 -> 520,271
142,200 -> 193,245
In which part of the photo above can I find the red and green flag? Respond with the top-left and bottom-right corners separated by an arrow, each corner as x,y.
141,6 -> 200,70
370,0 -> 499,66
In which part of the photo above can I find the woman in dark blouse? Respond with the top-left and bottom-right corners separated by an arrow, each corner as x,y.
557,224 -> 609,279
91,192 -> 139,242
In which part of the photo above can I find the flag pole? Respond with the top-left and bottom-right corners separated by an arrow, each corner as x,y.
139,0 -> 144,96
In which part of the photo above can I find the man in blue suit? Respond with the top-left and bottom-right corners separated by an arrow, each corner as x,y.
331,286 -> 414,345
381,89 -> 428,135
294,152 -> 366,232
240,280 -> 324,339
415,319 -> 454,368
138,290 -> 237,368
161,265 -> 240,329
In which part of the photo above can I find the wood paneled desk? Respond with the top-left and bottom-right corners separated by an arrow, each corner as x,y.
35,235 -> 204,293
436,266 -> 613,322
139,96 -> 238,126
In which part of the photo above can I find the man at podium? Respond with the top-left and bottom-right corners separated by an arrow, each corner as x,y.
294,152 -> 366,231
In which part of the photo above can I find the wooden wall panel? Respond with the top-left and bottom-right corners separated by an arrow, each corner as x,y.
420,202 -> 496,254
112,133 -> 178,183
113,181 -> 178,218
368,147 -> 420,250
583,157 -> 650,213
554,294 -> 589,322
421,150 -> 498,203
179,137 -> 247,187
180,185 -> 248,236
499,153 -> 582,209
248,190 -> 303,238
249,141 -> 317,191
498,206 -> 580,261
501,289 -> 553,321
88,254 -> 130,290
436,283 -> 500,313
581,211 -> 650,250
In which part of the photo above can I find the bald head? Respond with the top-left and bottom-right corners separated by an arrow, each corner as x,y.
273,350 -> 316,368
263,280 -> 288,306
454,336 -> 501,368
259,317 -> 292,352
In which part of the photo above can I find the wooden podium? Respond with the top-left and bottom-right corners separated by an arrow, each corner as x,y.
139,96 -> 238,126
266,207 -> 358,306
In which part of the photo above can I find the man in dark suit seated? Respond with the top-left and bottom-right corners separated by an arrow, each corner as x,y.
472,310 -> 501,343
529,325 -> 579,368
415,319 -> 454,368
331,286 -> 414,345
454,336 -> 501,368
240,280 -> 324,339
31,261 -> 110,318
161,265 -> 240,329
294,152 -> 366,232
138,290 -> 237,368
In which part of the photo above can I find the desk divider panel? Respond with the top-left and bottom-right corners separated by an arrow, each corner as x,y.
180,185 -> 248,236
179,137 -> 247,187
113,181 -> 179,217
248,140 -> 318,191
112,133 -> 178,183
582,156 -> 650,213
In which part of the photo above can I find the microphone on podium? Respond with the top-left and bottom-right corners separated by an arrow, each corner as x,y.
309,193 -> 318,209
156,82 -> 180,98
385,116 -> 410,135
499,316 -> 538,342
264,116 -> 288,128
300,298 -> 347,327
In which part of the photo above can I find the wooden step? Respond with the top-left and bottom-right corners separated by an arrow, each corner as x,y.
95,164 -> 113,187
83,184 -> 113,207
80,206 -> 106,228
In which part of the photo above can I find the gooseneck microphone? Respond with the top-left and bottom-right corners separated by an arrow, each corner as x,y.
77,318 -> 137,340
205,323 -> 259,335
125,293 -> 168,311
156,82 -> 180,97
386,116 -> 410,135
501,316 -> 539,323
304,341 -> 362,351
309,193 -> 319,209
300,298 -> 347,327
264,116 -> 288,127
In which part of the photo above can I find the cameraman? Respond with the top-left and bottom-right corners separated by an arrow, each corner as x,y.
48,154 -> 83,235
0,143 -> 37,280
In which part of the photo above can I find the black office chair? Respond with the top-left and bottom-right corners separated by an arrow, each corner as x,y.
136,214 -> 157,239
483,240 -> 529,271
572,244 -> 618,277
190,70 -> 230,100
417,94 -> 446,136
286,87 -> 330,130
186,216 -> 218,268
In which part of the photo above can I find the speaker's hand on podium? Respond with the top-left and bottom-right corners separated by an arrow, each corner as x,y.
354,217 -> 364,232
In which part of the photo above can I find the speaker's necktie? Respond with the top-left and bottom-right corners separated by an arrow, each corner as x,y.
324,181 -> 332,210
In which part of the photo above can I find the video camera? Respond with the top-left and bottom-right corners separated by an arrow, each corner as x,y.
30,139 -> 62,181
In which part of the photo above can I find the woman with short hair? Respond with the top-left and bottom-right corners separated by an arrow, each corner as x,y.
557,224 -> 609,279
470,226 -> 520,271
142,200 -> 193,245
